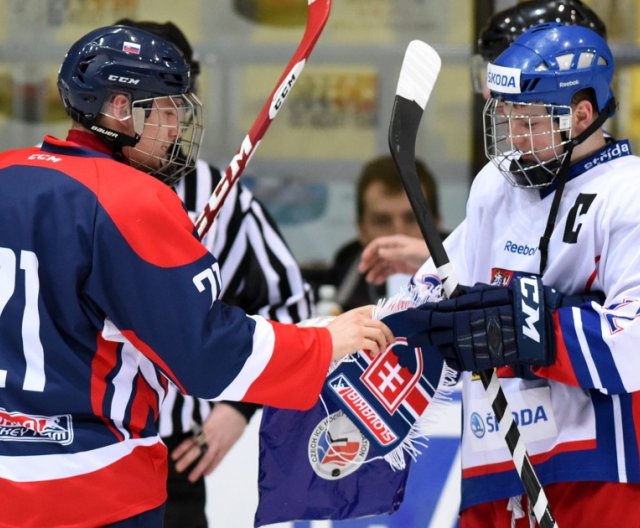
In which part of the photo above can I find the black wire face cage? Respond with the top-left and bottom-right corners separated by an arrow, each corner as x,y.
483,97 -> 573,188
128,93 -> 204,185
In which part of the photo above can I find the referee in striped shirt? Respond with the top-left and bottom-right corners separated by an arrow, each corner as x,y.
116,19 -> 315,528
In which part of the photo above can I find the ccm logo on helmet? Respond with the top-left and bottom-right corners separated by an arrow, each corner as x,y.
107,74 -> 140,85
486,64 -> 521,94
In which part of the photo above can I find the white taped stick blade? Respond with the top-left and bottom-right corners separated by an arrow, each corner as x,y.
396,40 -> 442,110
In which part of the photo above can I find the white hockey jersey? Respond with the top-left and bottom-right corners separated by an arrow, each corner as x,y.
414,139 -> 640,510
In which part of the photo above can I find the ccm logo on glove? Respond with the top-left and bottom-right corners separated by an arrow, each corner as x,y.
518,276 -> 542,343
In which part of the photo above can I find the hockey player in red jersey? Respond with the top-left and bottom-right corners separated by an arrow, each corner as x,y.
0,25 -> 392,527
409,22 -> 640,526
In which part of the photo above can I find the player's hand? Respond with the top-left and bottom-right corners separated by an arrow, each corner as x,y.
359,234 -> 430,285
326,305 -> 393,361
172,402 -> 247,482
421,277 -> 603,372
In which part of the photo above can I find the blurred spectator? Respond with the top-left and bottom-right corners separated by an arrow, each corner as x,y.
325,155 -> 441,311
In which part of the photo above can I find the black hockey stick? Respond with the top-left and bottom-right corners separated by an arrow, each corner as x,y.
388,40 -> 558,528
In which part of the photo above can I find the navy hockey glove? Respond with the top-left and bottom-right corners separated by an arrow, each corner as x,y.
421,276 -> 603,373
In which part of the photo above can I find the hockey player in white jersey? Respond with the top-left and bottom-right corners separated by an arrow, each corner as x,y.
410,22 -> 640,526
359,0 -> 609,285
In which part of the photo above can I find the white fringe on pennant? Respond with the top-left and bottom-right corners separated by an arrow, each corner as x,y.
319,279 -> 459,471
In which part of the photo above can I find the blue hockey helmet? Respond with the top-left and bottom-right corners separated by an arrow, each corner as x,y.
486,22 -> 614,115
471,0 -> 607,94
57,25 -> 204,184
58,25 -> 191,125
483,23 -> 615,188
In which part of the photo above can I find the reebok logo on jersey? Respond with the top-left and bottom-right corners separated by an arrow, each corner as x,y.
504,240 -> 537,256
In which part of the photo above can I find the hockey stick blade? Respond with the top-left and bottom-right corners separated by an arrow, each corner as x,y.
388,40 -> 558,528
195,0 -> 331,238
388,41 -> 458,297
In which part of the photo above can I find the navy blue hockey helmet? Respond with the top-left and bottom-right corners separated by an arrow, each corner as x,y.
58,25 -> 191,125
57,25 -> 204,184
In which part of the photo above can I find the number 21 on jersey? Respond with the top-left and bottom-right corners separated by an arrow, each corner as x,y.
0,247 -> 44,392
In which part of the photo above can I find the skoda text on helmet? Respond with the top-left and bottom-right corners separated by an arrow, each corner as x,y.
471,0 -> 606,94
57,25 -> 204,184
482,22 -> 615,188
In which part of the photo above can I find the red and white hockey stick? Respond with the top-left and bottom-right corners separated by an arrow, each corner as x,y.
194,0 -> 331,238
388,41 -> 558,528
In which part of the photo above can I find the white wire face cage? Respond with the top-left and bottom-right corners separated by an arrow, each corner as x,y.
129,93 -> 204,185
483,98 -> 573,188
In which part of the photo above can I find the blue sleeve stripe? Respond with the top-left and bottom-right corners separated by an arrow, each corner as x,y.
559,307 -> 593,387
581,308 -> 625,393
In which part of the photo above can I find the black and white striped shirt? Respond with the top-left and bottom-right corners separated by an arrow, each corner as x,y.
158,160 -> 314,437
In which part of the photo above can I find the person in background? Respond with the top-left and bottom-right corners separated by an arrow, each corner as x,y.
0,24 -> 393,527
326,154 -> 441,311
113,19 -> 316,527
359,0 -> 607,286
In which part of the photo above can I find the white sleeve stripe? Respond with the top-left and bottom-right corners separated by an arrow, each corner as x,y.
0,436 -> 162,481
214,316 -> 275,401
110,343 -> 139,440
612,394 -> 628,482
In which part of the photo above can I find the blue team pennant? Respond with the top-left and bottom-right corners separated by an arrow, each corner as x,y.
255,392 -> 410,526
255,277 -> 458,526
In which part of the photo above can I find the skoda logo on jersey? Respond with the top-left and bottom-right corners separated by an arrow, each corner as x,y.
486,63 -> 521,94
470,412 -> 485,439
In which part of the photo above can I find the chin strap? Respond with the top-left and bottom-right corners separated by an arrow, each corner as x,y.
69,107 -> 141,160
538,97 -> 616,275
